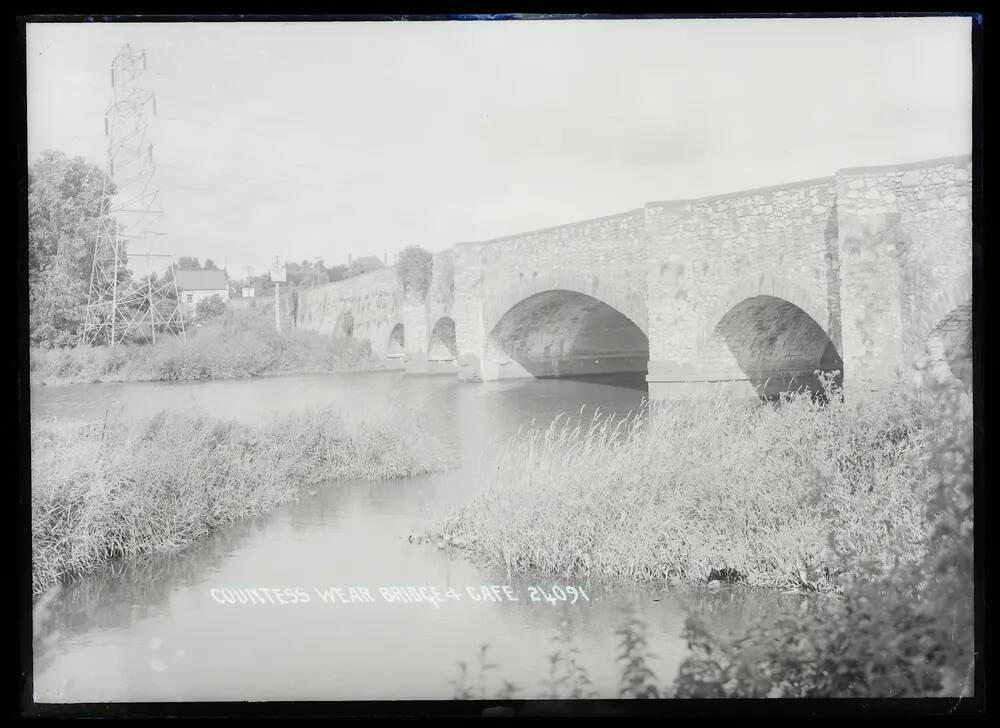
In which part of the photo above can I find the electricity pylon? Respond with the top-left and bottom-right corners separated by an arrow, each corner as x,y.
83,44 -> 185,346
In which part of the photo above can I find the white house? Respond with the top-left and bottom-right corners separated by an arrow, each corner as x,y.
174,269 -> 230,312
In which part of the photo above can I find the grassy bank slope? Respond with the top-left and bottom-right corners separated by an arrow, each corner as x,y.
433,380 -> 970,591
31,406 -> 449,595
29,308 -> 385,386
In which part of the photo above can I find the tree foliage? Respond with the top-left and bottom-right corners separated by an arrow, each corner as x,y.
347,256 -> 385,279
397,245 -> 434,300
27,150 -> 115,347
195,294 -> 227,321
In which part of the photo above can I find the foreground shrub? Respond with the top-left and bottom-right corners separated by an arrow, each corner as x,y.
673,380 -> 974,697
31,405 -> 451,595
432,379 -> 945,590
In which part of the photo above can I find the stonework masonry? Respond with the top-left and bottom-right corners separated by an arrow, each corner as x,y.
292,155 -> 972,398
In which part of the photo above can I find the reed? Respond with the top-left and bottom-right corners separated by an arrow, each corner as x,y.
31,404 -> 450,595
432,377 -> 967,591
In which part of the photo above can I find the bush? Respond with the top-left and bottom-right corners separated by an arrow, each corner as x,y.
397,245 -> 434,300
672,380 -> 973,698
195,294 -> 227,321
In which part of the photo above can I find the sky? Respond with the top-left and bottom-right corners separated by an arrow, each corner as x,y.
26,17 -> 972,278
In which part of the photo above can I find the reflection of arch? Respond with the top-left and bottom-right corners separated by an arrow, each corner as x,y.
335,310 -> 354,338
387,323 -> 405,358
714,295 -> 842,400
428,317 -> 457,361
485,289 -> 648,379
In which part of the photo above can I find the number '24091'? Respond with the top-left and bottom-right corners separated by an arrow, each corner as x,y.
527,585 -> 590,605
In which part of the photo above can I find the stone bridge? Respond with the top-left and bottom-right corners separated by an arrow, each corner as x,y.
294,155 -> 972,399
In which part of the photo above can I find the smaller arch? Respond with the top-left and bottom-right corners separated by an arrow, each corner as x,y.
914,299 -> 972,391
906,271 -> 972,364
428,317 -> 458,361
387,323 -> 405,358
335,310 -> 354,338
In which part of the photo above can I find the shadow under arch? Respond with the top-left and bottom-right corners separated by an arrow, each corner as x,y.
484,289 -> 649,381
428,316 -> 457,361
387,323 -> 405,358
714,295 -> 842,401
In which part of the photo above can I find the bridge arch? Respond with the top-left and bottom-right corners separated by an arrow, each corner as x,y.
911,273 -> 972,390
335,310 -> 355,338
711,294 -> 843,400
483,289 -> 648,380
701,273 -> 833,352
428,317 -> 457,361
387,323 -> 405,358
482,269 -> 648,343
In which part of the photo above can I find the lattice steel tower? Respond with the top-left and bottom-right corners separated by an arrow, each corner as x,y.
83,44 -> 186,346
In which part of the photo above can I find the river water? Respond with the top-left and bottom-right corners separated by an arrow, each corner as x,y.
31,371 -> 805,702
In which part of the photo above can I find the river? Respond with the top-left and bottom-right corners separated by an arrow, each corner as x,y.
31,371 -> 806,702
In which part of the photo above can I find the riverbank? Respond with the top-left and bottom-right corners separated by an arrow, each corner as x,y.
31,405 -> 450,596
29,309 -> 387,387
431,378 -> 971,593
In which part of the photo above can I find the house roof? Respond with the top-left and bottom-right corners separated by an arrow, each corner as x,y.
175,269 -> 228,291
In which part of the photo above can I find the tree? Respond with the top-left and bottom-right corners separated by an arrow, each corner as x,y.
397,246 -> 434,300
176,256 -> 202,270
195,294 -> 227,321
346,256 -> 385,278
202,258 -> 220,271
27,150 -> 115,347
326,264 -> 348,283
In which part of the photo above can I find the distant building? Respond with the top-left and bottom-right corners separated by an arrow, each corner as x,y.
175,269 -> 230,312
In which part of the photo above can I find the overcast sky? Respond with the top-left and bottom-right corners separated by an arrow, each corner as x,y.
26,17 -> 972,277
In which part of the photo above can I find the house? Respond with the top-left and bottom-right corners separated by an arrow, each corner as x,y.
174,269 -> 230,312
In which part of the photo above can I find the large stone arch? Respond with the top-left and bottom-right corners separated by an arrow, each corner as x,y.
699,272 -> 834,353
482,288 -> 649,381
482,270 -> 648,344
700,276 -> 841,400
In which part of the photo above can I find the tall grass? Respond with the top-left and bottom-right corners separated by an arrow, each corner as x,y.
29,308 -> 384,386
31,404 -> 450,596
432,378 -> 965,591
447,380 -> 973,698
